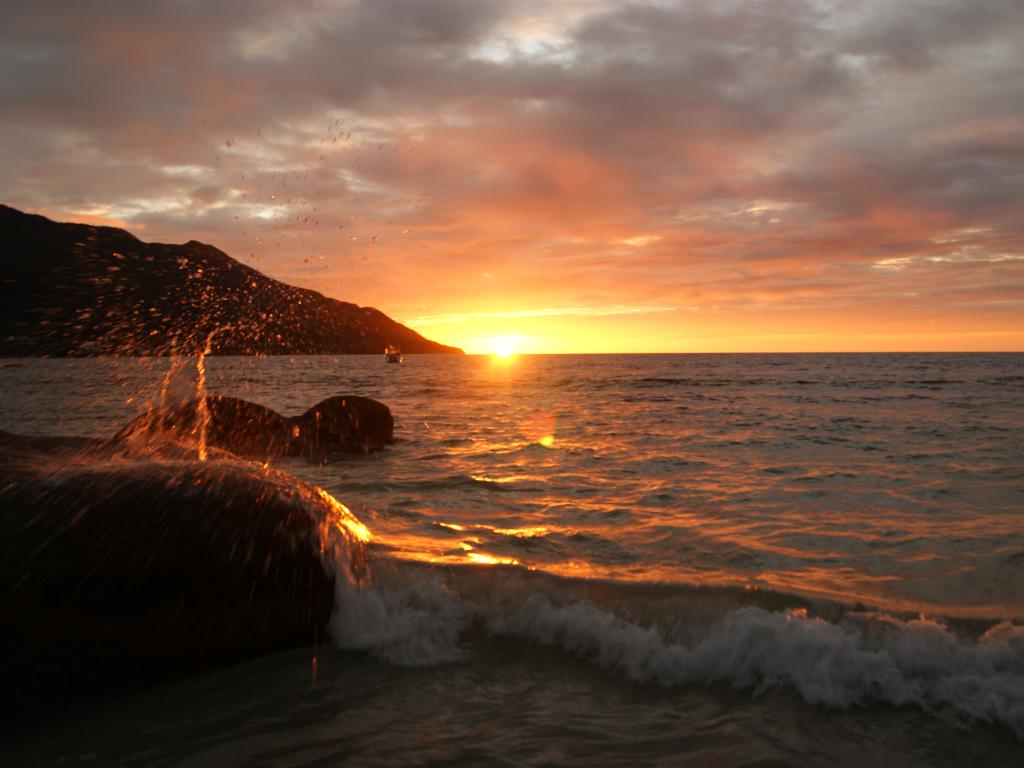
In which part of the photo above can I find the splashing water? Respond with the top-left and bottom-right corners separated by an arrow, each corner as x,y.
314,485 -> 373,587
195,326 -> 232,461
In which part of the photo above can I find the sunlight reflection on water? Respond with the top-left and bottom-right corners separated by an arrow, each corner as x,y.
1,352 -> 1022,619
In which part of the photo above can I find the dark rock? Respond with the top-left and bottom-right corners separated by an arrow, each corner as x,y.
113,396 -> 295,456
291,395 -> 395,455
0,391 -> 388,723
112,394 -> 394,457
0,436 -> 364,725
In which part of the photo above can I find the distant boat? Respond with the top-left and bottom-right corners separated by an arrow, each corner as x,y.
384,344 -> 404,364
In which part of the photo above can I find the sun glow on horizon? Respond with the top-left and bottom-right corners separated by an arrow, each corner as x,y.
420,311 -> 1024,355
486,334 -> 523,359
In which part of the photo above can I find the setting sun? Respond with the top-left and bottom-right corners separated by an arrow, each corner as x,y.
490,335 -> 520,359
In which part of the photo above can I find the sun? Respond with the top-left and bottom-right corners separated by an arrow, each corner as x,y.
487,334 -> 521,359
493,338 -> 517,358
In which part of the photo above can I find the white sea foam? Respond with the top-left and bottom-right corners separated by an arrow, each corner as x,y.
487,597 -> 1024,736
329,567 -> 1024,737
330,576 -> 465,666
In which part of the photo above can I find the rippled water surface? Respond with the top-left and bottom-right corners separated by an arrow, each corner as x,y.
3,353 -> 1023,765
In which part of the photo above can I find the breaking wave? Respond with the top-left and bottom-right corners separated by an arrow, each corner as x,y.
328,560 -> 1024,738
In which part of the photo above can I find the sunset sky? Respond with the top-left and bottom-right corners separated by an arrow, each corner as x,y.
2,0 -> 1022,353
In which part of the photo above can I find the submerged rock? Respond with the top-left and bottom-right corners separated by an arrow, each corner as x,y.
0,432 -> 366,725
114,394 -> 394,458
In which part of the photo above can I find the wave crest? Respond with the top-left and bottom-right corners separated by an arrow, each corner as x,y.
328,564 -> 1024,737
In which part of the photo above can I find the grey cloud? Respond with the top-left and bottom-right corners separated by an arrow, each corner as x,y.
1,0 -> 1022,320
839,0 -> 1024,70
345,0 -> 507,46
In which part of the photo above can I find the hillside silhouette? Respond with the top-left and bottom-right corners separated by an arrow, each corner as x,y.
0,205 -> 462,356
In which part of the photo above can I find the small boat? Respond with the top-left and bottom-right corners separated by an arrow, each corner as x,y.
384,344 -> 404,364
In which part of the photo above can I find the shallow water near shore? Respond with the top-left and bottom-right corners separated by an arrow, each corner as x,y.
3,352 -> 1023,765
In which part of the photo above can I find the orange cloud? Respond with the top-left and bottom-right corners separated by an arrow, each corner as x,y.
24,207 -> 141,231
2,0 -> 1022,351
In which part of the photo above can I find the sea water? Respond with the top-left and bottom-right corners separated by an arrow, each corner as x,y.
3,353 -> 1023,766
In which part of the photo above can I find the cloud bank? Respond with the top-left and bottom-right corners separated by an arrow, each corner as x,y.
2,0 -> 1022,350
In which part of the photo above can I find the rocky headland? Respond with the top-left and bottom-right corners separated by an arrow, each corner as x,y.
0,204 -> 463,356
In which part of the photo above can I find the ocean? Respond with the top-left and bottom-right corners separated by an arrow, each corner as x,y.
3,352 -> 1023,766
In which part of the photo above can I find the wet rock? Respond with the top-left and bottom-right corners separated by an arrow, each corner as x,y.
113,396 -> 294,456
113,394 -> 394,458
291,395 -> 395,455
0,442 -> 356,724
0,392 -> 388,723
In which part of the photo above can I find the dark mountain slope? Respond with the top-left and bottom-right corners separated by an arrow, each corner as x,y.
0,205 -> 462,356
